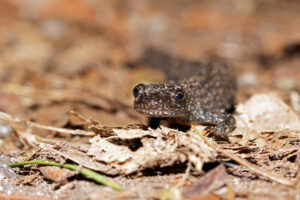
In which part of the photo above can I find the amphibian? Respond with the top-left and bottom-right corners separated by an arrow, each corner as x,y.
132,49 -> 236,139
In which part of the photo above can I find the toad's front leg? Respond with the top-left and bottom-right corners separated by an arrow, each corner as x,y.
189,109 -> 236,140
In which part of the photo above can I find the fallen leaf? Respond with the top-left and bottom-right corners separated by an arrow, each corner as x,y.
39,166 -> 77,183
183,165 -> 229,199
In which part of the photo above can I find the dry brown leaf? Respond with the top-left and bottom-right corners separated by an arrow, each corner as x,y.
28,126 -> 216,175
183,165 -> 229,199
39,166 -> 77,183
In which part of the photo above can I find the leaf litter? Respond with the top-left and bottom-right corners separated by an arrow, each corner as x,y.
0,0 -> 300,199
1,91 -> 300,199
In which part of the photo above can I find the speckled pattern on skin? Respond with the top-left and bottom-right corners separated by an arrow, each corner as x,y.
133,49 -> 236,138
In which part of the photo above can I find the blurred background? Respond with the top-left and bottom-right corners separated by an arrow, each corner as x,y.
0,0 -> 299,127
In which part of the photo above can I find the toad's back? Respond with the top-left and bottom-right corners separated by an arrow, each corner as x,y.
133,49 -> 236,137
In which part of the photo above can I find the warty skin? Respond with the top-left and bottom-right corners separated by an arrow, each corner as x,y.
133,49 -> 236,139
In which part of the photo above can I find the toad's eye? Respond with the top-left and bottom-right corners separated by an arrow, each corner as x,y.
175,91 -> 185,101
133,83 -> 145,98
133,87 -> 139,97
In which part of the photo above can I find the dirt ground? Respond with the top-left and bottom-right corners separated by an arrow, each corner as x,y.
0,0 -> 300,199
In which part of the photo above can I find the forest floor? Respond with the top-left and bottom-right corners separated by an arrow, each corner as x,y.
0,0 -> 300,199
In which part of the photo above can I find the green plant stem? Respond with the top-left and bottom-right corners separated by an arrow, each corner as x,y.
9,160 -> 123,191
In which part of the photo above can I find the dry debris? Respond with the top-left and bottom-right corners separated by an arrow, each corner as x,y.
182,165 -> 230,198
88,127 -> 216,175
0,0 -> 300,199
1,92 -> 300,199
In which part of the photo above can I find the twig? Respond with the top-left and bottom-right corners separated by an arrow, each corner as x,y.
9,160 -> 123,191
27,121 -> 95,136
69,110 -> 93,123
191,126 -> 294,187
175,162 -> 191,187
0,111 -> 94,136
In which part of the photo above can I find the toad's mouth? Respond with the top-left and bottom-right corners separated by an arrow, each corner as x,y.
135,108 -> 186,117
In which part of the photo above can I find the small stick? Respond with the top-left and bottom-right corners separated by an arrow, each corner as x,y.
192,126 -> 294,187
0,111 -> 94,136
175,162 -> 192,187
27,121 -> 95,136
